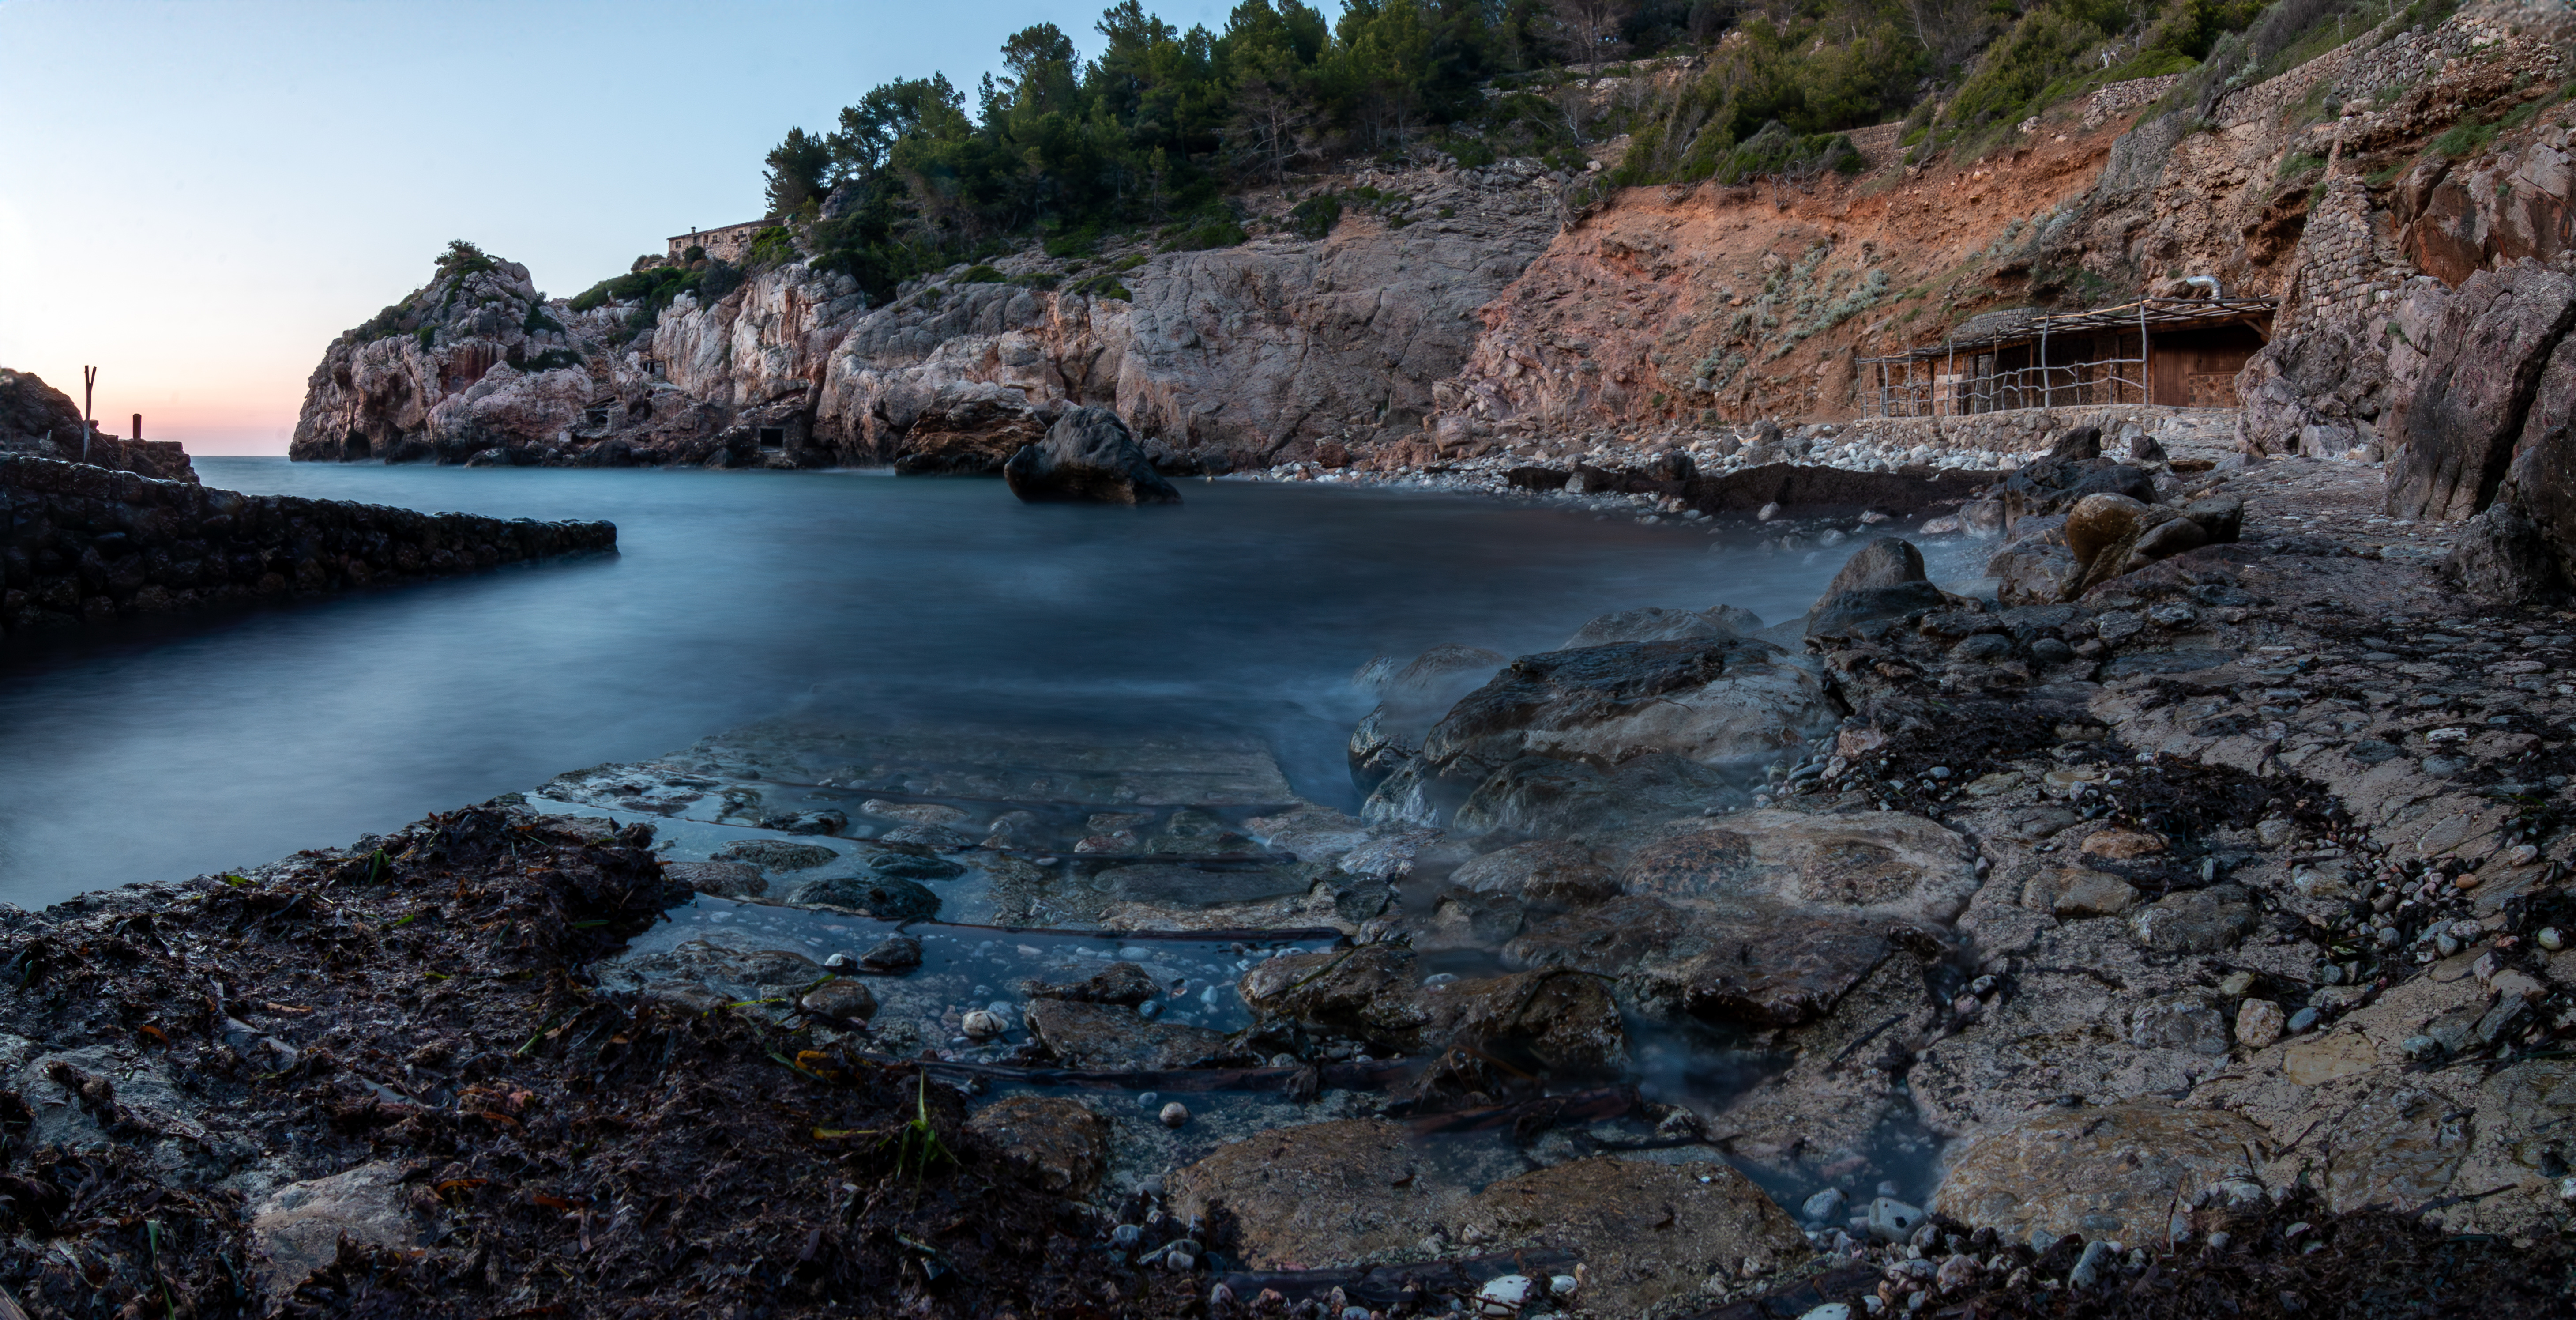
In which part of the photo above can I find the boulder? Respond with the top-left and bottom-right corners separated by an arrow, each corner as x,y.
2385,263 -> 2576,523
2125,884 -> 2254,954
2044,426 -> 2102,461
1361,637 -> 1836,831
1002,405 -> 1183,505
1996,457 -> 2157,524
1021,959 -> 1159,1006
1807,581 -> 1949,636
1455,1158 -> 1806,1316
2458,329 -> 2576,600
1811,537 -> 1926,611
2063,493 -> 2157,570
1929,1103 -> 2267,1248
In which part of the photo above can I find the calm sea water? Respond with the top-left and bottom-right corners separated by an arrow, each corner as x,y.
0,460 -> 1972,908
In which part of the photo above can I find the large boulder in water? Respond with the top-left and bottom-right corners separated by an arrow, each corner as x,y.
1003,406 -> 1182,505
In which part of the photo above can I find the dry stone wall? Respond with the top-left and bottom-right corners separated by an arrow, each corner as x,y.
0,456 -> 615,636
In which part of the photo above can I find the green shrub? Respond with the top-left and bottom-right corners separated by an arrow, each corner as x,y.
744,226 -> 800,268
1161,214 -> 1247,252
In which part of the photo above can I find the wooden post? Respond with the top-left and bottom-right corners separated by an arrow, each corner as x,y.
82,366 -> 96,463
2038,322 -> 2051,411
131,413 -> 141,440
2139,299 -> 2152,407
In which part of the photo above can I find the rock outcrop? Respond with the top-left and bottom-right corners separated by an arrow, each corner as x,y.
1002,406 -> 1181,505
0,367 -> 196,483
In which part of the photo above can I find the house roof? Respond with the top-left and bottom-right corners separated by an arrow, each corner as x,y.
1861,297 -> 2278,364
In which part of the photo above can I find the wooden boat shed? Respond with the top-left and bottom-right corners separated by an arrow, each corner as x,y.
1860,297 -> 2277,418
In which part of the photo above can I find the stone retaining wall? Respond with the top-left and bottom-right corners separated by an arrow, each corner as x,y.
2083,74 -> 2183,130
2281,174 -> 2407,331
0,456 -> 617,636
1829,403 -> 2241,456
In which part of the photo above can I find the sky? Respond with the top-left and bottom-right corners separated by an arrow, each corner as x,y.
0,0 -> 1237,455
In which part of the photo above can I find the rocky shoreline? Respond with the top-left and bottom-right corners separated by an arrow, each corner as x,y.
5,434 -> 2572,1318
0,455 -> 617,637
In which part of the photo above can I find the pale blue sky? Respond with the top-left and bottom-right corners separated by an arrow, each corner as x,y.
0,0 -> 1235,453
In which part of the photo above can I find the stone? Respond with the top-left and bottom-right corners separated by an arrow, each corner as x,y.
960,1008 -> 1007,1040
1159,1100 -> 1190,1128
2064,493 -> 2155,569
2046,426 -> 2102,462
2126,883 -> 2254,953
966,1095 -> 1112,1195
663,860 -> 766,899
2050,868 -> 2139,918
1023,959 -> 1159,1006
2236,998 -> 2286,1050
1024,998 -> 1238,1069
248,1162 -> 432,1298
1003,405 -> 1183,505
713,839 -> 841,871
1365,637 -> 1835,831
1449,840 -> 1618,909
1864,1196 -> 1925,1243
1167,1119 -> 1468,1268
2387,264 -> 2576,524
1809,537 -> 1927,614
1808,580 -> 1950,636
858,934 -> 923,972
1616,810 -> 1981,923
1559,605 -> 1740,649
2079,827 -> 2166,859
1452,1158 -> 1806,1317
1929,1103 -> 2266,1247
2129,992 -> 2230,1055
1504,895 -> 1907,1026
786,873 -> 940,921
799,977 -> 878,1021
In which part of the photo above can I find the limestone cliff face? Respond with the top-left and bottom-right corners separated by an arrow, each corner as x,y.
290,256 -> 603,465
291,160 -> 1556,471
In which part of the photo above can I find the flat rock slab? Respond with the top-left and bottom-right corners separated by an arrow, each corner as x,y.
1456,1156 -> 1807,1317
1930,1102 -> 2266,1248
1618,809 -> 1981,923
1503,895 -> 1904,1026
1169,1118 -> 1470,1269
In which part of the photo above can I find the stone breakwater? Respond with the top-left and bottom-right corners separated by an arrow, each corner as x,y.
0,456 -> 616,635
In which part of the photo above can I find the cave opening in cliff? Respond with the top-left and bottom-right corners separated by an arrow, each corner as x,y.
345,431 -> 371,460
758,427 -> 785,449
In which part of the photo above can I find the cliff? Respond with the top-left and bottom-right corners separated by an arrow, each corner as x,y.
292,163 -> 1558,473
290,3 -> 2568,484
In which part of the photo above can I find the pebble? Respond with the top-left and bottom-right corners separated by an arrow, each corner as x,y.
1160,1101 -> 1191,1128
1549,1273 -> 1579,1297
960,1009 -> 1006,1040
822,951 -> 857,971
1112,1223 -> 1142,1247
1865,1197 -> 1925,1243
2541,927 -> 2565,951
2286,1007 -> 2320,1034
2068,1239 -> 2116,1288
1757,502 -> 1783,521
1802,1187 -> 1848,1223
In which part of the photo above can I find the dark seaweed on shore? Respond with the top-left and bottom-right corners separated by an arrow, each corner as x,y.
0,803 -> 1194,1318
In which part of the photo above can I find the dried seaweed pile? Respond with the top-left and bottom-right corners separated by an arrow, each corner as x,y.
0,802 -> 1188,1318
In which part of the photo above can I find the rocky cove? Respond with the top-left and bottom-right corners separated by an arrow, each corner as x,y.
10,0 -> 2576,1314
7,404 -> 2576,1316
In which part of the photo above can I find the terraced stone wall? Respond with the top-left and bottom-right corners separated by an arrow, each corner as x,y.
0,455 -> 616,635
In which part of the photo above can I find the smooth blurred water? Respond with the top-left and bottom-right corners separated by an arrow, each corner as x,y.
0,460 -> 1967,908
